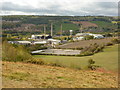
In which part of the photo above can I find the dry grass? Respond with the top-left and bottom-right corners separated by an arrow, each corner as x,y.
57,38 -> 113,49
2,61 -> 118,88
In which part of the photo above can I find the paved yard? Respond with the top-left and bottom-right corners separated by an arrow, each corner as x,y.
32,49 -> 81,55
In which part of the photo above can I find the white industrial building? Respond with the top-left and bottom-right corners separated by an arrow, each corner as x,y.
73,33 -> 104,41
8,41 -> 31,45
33,41 -> 47,45
31,34 -> 52,39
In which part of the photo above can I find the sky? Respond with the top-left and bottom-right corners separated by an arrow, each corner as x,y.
0,0 -> 119,16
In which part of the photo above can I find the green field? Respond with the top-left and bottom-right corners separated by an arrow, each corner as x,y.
34,44 -> 118,71
54,22 -> 79,31
91,21 -> 117,29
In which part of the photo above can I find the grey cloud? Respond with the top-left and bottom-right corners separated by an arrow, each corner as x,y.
80,2 -> 117,16
1,1 -> 118,16
96,2 -> 118,9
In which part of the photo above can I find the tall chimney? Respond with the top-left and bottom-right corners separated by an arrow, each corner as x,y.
60,24 -> 62,36
80,25 -> 83,33
44,24 -> 46,39
51,23 -> 53,36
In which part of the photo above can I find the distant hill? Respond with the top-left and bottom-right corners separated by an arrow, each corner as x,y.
2,15 -> 118,35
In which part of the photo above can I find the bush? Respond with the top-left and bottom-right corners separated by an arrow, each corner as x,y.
111,38 -> 120,44
25,44 -> 47,52
26,58 -> 44,65
79,43 -> 105,56
80,51 -> 94,56
2,41 -> 34,62
84,35 -> 94,40
87,59 -> 100,70
106,42 -> 113,46
49,63 -> 63,67
76,47 -> 83,50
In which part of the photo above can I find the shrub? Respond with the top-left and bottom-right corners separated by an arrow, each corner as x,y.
48,61 -> 64,67
79,43 -> 104,56
88,59 -> 95,64
25,44 -> 47,52
81,51 -> 94,56
76,47 -> 83,50
106,42 -> 113,46
2,41 -> 34,62
84,35 -> 94,40
26,58 -> 44,65
87,59 -> 100,70
111,38 -> 120,44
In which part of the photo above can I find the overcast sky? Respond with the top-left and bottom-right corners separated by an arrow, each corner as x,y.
0,0 -> 119,16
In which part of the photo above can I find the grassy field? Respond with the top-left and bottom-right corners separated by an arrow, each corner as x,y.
2,61 -> 118,88
34,44 -> 118,72
91,21 -> 117,29
54,22 -> 79,31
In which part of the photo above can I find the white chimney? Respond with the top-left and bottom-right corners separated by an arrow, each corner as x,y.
60,24 -> 62,36
51,23 -> 53,36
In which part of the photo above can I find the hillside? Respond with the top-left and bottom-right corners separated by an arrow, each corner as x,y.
72,21 -> 98,28
2,15 -> 118,35
2,61 -> 118,88
57,38 -> 113,49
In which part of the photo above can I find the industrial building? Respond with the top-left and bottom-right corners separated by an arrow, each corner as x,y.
73,33 -> 104,41
31,34 -> 52,39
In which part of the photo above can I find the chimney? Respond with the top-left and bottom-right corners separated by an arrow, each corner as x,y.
44,24 -> 46,39
51,23 -> 53,36
60,24 -> 62,36
80,25 -> 83,33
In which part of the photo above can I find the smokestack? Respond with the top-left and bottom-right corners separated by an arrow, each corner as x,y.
51,23 -> 53,36
60,24 -> 62,36
44,24 -> 46,39
80,25 -> 83,33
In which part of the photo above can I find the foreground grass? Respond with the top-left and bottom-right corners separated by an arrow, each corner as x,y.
34,44 -> 118,71
2,61 -> 118,88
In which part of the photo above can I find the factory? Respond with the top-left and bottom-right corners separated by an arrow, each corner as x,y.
73,33 -> 104,41
31,34 -> 52,39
